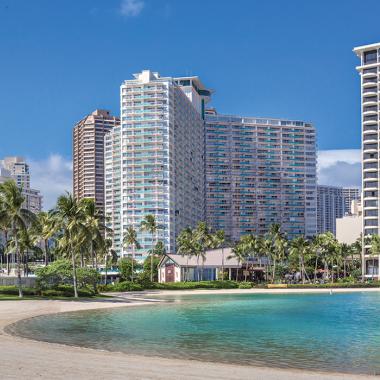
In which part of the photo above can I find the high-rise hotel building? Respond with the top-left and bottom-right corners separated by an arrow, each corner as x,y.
105,70 -> 211,257
73,110 -> 120,214
205,111 -> 317,241
354,42 -> 380,278
316,185 -> 344,235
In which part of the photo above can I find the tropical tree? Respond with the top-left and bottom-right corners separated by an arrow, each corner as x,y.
0,180 -> 36,297
313,232 -> 338,282
140,214 -> 160,282
123,225 -> 140,282
82,198 -> 109,270
213,230 -> 227,280
0,199 -> 11,275
289,237 -> 311,284
231,243 -> 246,281
177,227 -> 196,281
32,211 -> 57,266
370,234 -> 380,279
54,193 -> 87,298
266,224 -> 287,283
103,238 -> 117,285
338,243 -> 351,278
193,222 -> 214,281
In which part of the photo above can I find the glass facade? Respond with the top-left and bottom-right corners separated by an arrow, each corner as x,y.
205,113 -> 317,241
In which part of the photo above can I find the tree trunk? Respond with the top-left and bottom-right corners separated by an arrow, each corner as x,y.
197,256 -> 200,282
272,259 -> 276,284
150,232 -> 155,283
104,255 -> 108,285
221,248 -> 225,281
13,225 -> 23,298
91,241 -> 95,268
314,256 -> 318,283
245,261 -> 248,282
6,251 -> 9,275
343,259 -> 347,278
68,231 -> 78,298
5,230 -> 10,275
131,245 -> 134,282
44,239 -> 49,266
150,252 -> 154,283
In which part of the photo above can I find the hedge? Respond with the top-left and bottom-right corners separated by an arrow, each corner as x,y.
0,286 -> 37,296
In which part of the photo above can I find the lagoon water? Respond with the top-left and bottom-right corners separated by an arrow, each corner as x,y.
10,292 -> 380,374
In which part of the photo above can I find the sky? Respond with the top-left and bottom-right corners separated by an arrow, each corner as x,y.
0,0 -> 377,208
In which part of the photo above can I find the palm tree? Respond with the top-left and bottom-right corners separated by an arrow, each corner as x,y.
123,225 -> 140,282
289,237 -> 311,284
370,234 -> 380,279
338,243 -> 351,278
213,230 -> 226,280
32,211 -> 57,266
194,222 -> 214,281
82,198 -> 109,270
0,181 -> 36,297
313,232 -> 337,283
55,193 -> 87,298
103,238 -> 117,285
231,243 -> 246,281
177,227 -> 196,281
266,224 -> 287,283
0,201 -> 11,275
140,214 -> 160,282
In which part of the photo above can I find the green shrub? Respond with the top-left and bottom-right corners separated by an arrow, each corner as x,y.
106,281 -> 143,292
35,260 -> 100,291
152,280 -> 239,290
41,285 -> 95,298
0,286 -> 37,296
136,271 -> 155,288
238,282 -> 252,289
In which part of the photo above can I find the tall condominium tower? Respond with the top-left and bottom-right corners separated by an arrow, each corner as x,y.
354,42 -> 380,278
342,188 -> 360,215
316,185 -> 344,235
0,156 -> 42,213
205,111 -> 317,241
73,110 -> 120,214
105,70 -> 211,258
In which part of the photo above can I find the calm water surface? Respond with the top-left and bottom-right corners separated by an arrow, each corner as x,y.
9,292 -> 380,374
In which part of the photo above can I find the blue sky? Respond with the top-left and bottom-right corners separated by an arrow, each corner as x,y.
1,0 -> 376,207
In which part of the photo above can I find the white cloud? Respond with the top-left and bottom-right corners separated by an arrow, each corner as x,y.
28,154 -> 72,211
318,149 -> 361,189
120,0 -> 144,17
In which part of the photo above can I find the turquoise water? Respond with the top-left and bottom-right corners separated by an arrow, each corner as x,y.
9,292 -> 380,374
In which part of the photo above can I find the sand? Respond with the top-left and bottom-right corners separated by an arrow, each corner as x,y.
0,288 -> 378,380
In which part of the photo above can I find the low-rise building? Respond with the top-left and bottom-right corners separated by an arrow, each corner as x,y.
336,199 -> 362,244
158,248 -> 240,282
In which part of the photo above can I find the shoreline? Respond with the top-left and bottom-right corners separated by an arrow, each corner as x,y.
0,289 -> 378,379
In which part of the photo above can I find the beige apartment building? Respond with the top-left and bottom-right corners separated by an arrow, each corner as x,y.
0,156 -> 42,213
73,109 -> 119,214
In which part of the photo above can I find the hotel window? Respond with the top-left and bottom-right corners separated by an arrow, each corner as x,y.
364,50 -> 377,64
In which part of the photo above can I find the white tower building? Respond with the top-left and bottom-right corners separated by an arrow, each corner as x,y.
105,70 -> 211,259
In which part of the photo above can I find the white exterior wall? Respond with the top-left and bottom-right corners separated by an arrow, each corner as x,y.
336,216 -> 362,244
105,71 -> 207,259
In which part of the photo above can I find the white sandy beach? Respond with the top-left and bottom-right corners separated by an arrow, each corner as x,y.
0,288 -> 379,380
